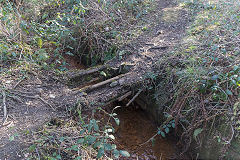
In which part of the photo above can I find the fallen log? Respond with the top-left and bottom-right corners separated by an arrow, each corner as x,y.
80,73 -> 129,93
67,65 -> 107,80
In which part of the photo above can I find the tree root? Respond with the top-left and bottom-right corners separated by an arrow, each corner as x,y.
1,89 -> 7,124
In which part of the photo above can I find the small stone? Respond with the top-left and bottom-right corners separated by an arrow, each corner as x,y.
204,99 -> 209,104
105,27 -> 109,31
36,88 -> 43,94
139,48 -> 145,52
24,153 -> 29,158
118,78 -> 125,86
6,80 -> 12,84
49,94 -> 56,98
131,154 -> 137,158
110,81 -> 118,87
157,30 -> 164,35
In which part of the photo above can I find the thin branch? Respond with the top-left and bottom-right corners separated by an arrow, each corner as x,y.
13,93 -> 56,111
139,116 -> 174,147
12,76 -> 26,89
126,89 -> 143,107
1,90 -> 7,124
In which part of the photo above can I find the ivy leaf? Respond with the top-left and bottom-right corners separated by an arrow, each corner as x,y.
120,150 -> 130,157
193,128 -> 203,140
112,144 -> 117,149
97,147 -> 104,158
165,127 -> 169,134
77,138 -> 84,144
59,137 -> 65,142
9,135 -> 14,141
93,141 -> 101,148
86,135 -> 96,145
114,118 -> 120,126
65,51 -> 74,56
104,143 -> 112,150
113,149 -> 120,158
80,129 -> 85,135
226,89 -> 233,95
11,52 -> 16,57
93,122 -> 99,132
29,144 -> 36,153
42,13 -> 48,19
56,155 -> 61,159
161,131 -> 166,138
171,123 -> 175,128
211,75 -> 219,80
71,145 -> 79,151
88,122 -> 93,132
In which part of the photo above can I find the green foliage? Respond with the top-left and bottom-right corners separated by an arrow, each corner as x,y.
24,105 -> 129,159
0,0 -> 155,71
193,128 -> 203,141
155,0 -> 240,157
157,120 -> 175,138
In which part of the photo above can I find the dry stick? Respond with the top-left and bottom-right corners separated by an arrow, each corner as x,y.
126,89 -> 143,107
14,93 -> 56,111
93,91 -> 132,110
1,90 -> 7,124
81,73 -> 128,92
37,95 -> 56,111
12,76 -> 26,89
184,111 -> 228,135
68,65 -> 107,79
118,91 -> 132,101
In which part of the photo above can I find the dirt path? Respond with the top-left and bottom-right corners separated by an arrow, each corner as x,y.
0,0 -> 192,159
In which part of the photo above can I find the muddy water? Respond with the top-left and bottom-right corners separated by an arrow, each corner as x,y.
114,107 -> 181,160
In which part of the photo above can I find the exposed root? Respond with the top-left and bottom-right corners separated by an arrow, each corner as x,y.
1,89 -> 7,125
11,92 -> 56,111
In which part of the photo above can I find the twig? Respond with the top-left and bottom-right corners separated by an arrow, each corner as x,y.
126,89 -> 143,107
12,76 -> 26,89
118,91 -> 132,101
224,124 -> 234,145
35,145 -> 40,160
1,90 -> 7,124
139,116 -> 174,146
81,73 -> 129,93
13,93 -> 56,111
37,95 -> 56,111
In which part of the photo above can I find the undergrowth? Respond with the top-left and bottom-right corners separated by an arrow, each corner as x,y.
21,105 -> 129,160
154,0 -> 240,158
0,0 -> 154,72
